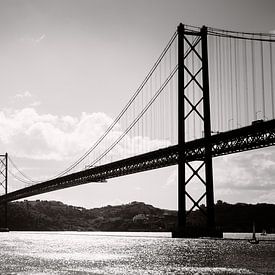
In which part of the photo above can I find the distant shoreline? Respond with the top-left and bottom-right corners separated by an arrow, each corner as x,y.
223,232 -> 275,241
2,231 -> 275,241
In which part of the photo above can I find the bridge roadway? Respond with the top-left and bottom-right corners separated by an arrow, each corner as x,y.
1,119 -> 275,203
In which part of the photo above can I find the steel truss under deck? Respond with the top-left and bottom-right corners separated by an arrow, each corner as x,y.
1,119 -> 275,204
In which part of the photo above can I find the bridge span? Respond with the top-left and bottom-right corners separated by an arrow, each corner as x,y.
1,119 -> 275,204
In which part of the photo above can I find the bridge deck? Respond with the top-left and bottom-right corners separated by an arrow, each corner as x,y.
1,119 -> 275,203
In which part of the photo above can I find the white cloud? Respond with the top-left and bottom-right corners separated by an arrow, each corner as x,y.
105,198 -> 125,206
0,108 -> 109,161
35,34 -> 46,43
0,107 -> 169,169
211,148 -> 275,205
13,90 -> 42,108
214,149 -> 275,192
15,90 -> 32,98
30,101 -> 41,107
20,34 -> 46,44
255,190 -> 275,203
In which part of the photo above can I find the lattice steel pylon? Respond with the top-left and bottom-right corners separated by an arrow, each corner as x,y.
0,153 -> 8,229
175,24 -> 216,237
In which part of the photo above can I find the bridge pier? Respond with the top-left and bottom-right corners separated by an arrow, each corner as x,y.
0,153 -> 9,232
173,24 -> 220,238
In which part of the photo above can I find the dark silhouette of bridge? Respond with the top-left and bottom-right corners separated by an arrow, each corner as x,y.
0,23 -> 275,236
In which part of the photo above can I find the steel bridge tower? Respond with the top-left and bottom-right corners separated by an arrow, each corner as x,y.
0,153 -> 8,231
175,24 -> 219,237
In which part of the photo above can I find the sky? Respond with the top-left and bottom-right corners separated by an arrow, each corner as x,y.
0,0 -> 274,210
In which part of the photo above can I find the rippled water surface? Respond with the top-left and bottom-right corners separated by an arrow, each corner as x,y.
0,231 -> 274,274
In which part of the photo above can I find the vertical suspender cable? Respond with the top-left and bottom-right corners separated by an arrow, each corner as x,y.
243,36 -> 249,125
218,36 -> 223,131
159,58 -> 162,142
144,85 -> 147,152
251,37 -> 256,120
142,78 -> 144,153
216,36 -> 220,131
159,65 -> 162,141
223,36 -> 228,130
226,35 -> 230,129
158,66 -> 161,140
133,95 -> 136,154
150,77 -> 153,144
164,53 -> 167,144
158,62 -> 161,144
213,37 -> 217,130
229,37 -> 234,129
260,36 -> 266,119
170,47 -> 174,143
270,37 -> 275,119
163,54 -> 166,142
192,41 -> 196,139
210,36 -> 214,130
124,108 -> 126,156
220,36 -> 224,131
210,37 -> 214,130
154,71 -> 157,140
137,94 -> 140,153
167,54 -> 170,145
234,38 -> 239,127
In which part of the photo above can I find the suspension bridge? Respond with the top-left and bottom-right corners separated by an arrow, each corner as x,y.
0,23 -> 275,236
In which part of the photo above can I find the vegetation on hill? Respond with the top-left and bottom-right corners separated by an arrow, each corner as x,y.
214,200 -> 275,233
0,200 -> 274,233
0,201 -> 176,231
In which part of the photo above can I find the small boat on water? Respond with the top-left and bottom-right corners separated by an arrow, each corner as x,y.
248,222 -> 259,244
261,229 -> 267,236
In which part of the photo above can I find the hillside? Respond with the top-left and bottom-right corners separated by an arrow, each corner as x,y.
0,201 -> 176,231
0,200 -> 274,232
215,200 -> 275,233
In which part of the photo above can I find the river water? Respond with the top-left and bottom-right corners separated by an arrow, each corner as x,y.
0,231 -> 274,274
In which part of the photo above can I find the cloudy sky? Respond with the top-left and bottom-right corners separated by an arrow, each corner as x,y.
0,0 -> 274,210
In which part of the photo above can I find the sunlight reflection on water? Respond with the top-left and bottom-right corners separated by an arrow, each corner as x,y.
0,231 -> 274,274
